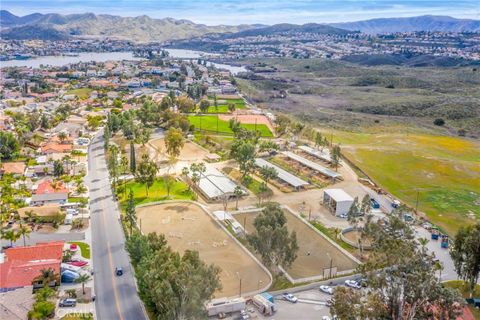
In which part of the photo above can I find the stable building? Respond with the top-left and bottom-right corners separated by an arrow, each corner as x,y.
323,189 -> 354,216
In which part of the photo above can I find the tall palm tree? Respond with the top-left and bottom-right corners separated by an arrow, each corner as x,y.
1,229 -> 20,247
75,274 -> 91,295
17,223 -> 31,246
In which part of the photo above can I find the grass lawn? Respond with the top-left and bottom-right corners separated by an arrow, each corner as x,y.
310,221 -> 357,254
68,241 -> 91,259
66,88 -> 93,99
188,115 -> 273,137
329,130 -> 480,235
68,197 -> 88,203
118,178 -> 195,208
444,280 -> 480,319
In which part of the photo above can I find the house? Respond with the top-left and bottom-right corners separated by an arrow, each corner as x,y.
40,142 -> 73,154
323,189 -> 354,216
0,162 -> 26,177
0,241 -> 63,289
31,180 -> 69,206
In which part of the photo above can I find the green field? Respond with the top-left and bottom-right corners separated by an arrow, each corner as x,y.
188,115 -> 273,137
66,88 -> 93,99
119,179 -> 195,208
204,98 -> 247,114
331,130 -> 480,235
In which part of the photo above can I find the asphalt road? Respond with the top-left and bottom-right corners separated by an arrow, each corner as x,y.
87,131 -> 147,320
0,231 -> 85,247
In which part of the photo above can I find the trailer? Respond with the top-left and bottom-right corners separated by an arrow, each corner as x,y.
441,235 -> 449,249
252,294 -> 276,316
205,298 -> 246,317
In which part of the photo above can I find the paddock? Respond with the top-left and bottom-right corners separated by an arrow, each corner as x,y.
149,138 -> 210,162
136,202 -> 271,297
233,207 -> 359,283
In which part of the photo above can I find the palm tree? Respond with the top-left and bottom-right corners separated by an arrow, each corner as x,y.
234,186 -> 243,210
58,132 -> 68,144
17,223 -> 31,246
1,229 -> 20,247
34,268 -> 57,288
75,273 -> 91,295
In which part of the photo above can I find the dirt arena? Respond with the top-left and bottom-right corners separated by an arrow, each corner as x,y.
149,138 -> 210,162
136,202 -> 271,297
218,114 -> 275,133
233,209 -> 358,280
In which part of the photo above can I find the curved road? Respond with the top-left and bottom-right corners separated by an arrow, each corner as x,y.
87,132 -> 147,320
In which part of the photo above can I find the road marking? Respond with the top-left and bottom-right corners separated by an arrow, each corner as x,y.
101,202 -> 124,320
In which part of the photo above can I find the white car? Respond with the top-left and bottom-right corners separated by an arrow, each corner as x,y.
345,279 -> 361,289
319,285 -> 334,295
282,292 -> 298,303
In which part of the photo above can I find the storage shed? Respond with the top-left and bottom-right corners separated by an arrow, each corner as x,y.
323,189 -> 354,216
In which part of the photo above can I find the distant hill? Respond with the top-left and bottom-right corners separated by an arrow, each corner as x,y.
0,10 -> 258,42
331,15 -> 480,34
341,54 -> 480,67
220,23 -> 351,39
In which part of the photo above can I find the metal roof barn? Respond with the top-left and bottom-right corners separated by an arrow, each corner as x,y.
190,165 -> 239,200
254,158 -> 309,189
283,151 -> 342,180
298,145 -> 332,163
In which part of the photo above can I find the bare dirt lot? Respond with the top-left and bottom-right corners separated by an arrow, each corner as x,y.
233,208 -> 358,281
136,202 -> 271,297
149,138 -> 210,162
218,114 -> 275,133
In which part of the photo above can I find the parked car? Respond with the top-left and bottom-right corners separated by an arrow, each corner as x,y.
345,279 -> 361,289
319,285 -> 334,295
59,298 -> 77,307
66,259 -> 88,267
115,267 -> 123,276
339,213 -> 348,219
282,292 -> 298,303
370,198 -> 380,209
357,278 -> 369,288
391,200 -> 401,208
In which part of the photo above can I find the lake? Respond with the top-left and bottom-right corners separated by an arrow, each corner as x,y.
1,49 -> 247,74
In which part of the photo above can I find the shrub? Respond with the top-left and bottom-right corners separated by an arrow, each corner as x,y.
433,118 -> 445,126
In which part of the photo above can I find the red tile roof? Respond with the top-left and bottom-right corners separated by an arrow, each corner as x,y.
40,142 -> 73,154
0,162 -> 26,175
35,180 -> 68,194
0,241 -> 63,289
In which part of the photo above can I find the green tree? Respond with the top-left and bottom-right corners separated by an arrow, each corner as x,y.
53,160 -> 64,177
228,103 -> 236,113
108,145 -> 119,192
17,223 -> 31,247
259,165 -> 278,185
258,140 -> 278,155
125,190 -> 137,235
33,268 -> 57,288
331,145 -> 341,171
314,132 -> 323,149
199,99 -> 210,113
1,229 -> 20,246
164,127 -> 185,158
176,95 -> 195,113
230,141 -> 256,179
0,131 -> 20,160
450,223 -> 480,297
135,154 -> 158,196
58,131 -> 67,144
28,301 -> 55,320
213,93 -> 218,112
247,202 -> 299,275
234,186 -> 243,210
75,273 -> 91,295
130,141 -> 136,174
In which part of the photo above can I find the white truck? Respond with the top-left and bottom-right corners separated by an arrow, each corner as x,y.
205,297 -> 246,317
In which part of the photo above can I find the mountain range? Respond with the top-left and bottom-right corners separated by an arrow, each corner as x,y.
332,15 -> 480,34
1,10 -> 479,42
0,10 -> 256,42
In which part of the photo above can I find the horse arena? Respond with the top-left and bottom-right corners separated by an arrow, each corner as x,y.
136,202 -> 271,297
233,208 -> 359,282
149,138 -> 210,162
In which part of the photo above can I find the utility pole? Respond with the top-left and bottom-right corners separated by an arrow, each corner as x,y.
239,278 -> 242,297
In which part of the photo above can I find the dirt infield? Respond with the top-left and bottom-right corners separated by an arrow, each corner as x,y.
149,138 -> 210,163
218,114 -> 275,133
136,202 -> 271,297
233,208 -> 358,281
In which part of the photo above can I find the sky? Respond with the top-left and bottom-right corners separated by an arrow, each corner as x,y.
2,0 -> 479,25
